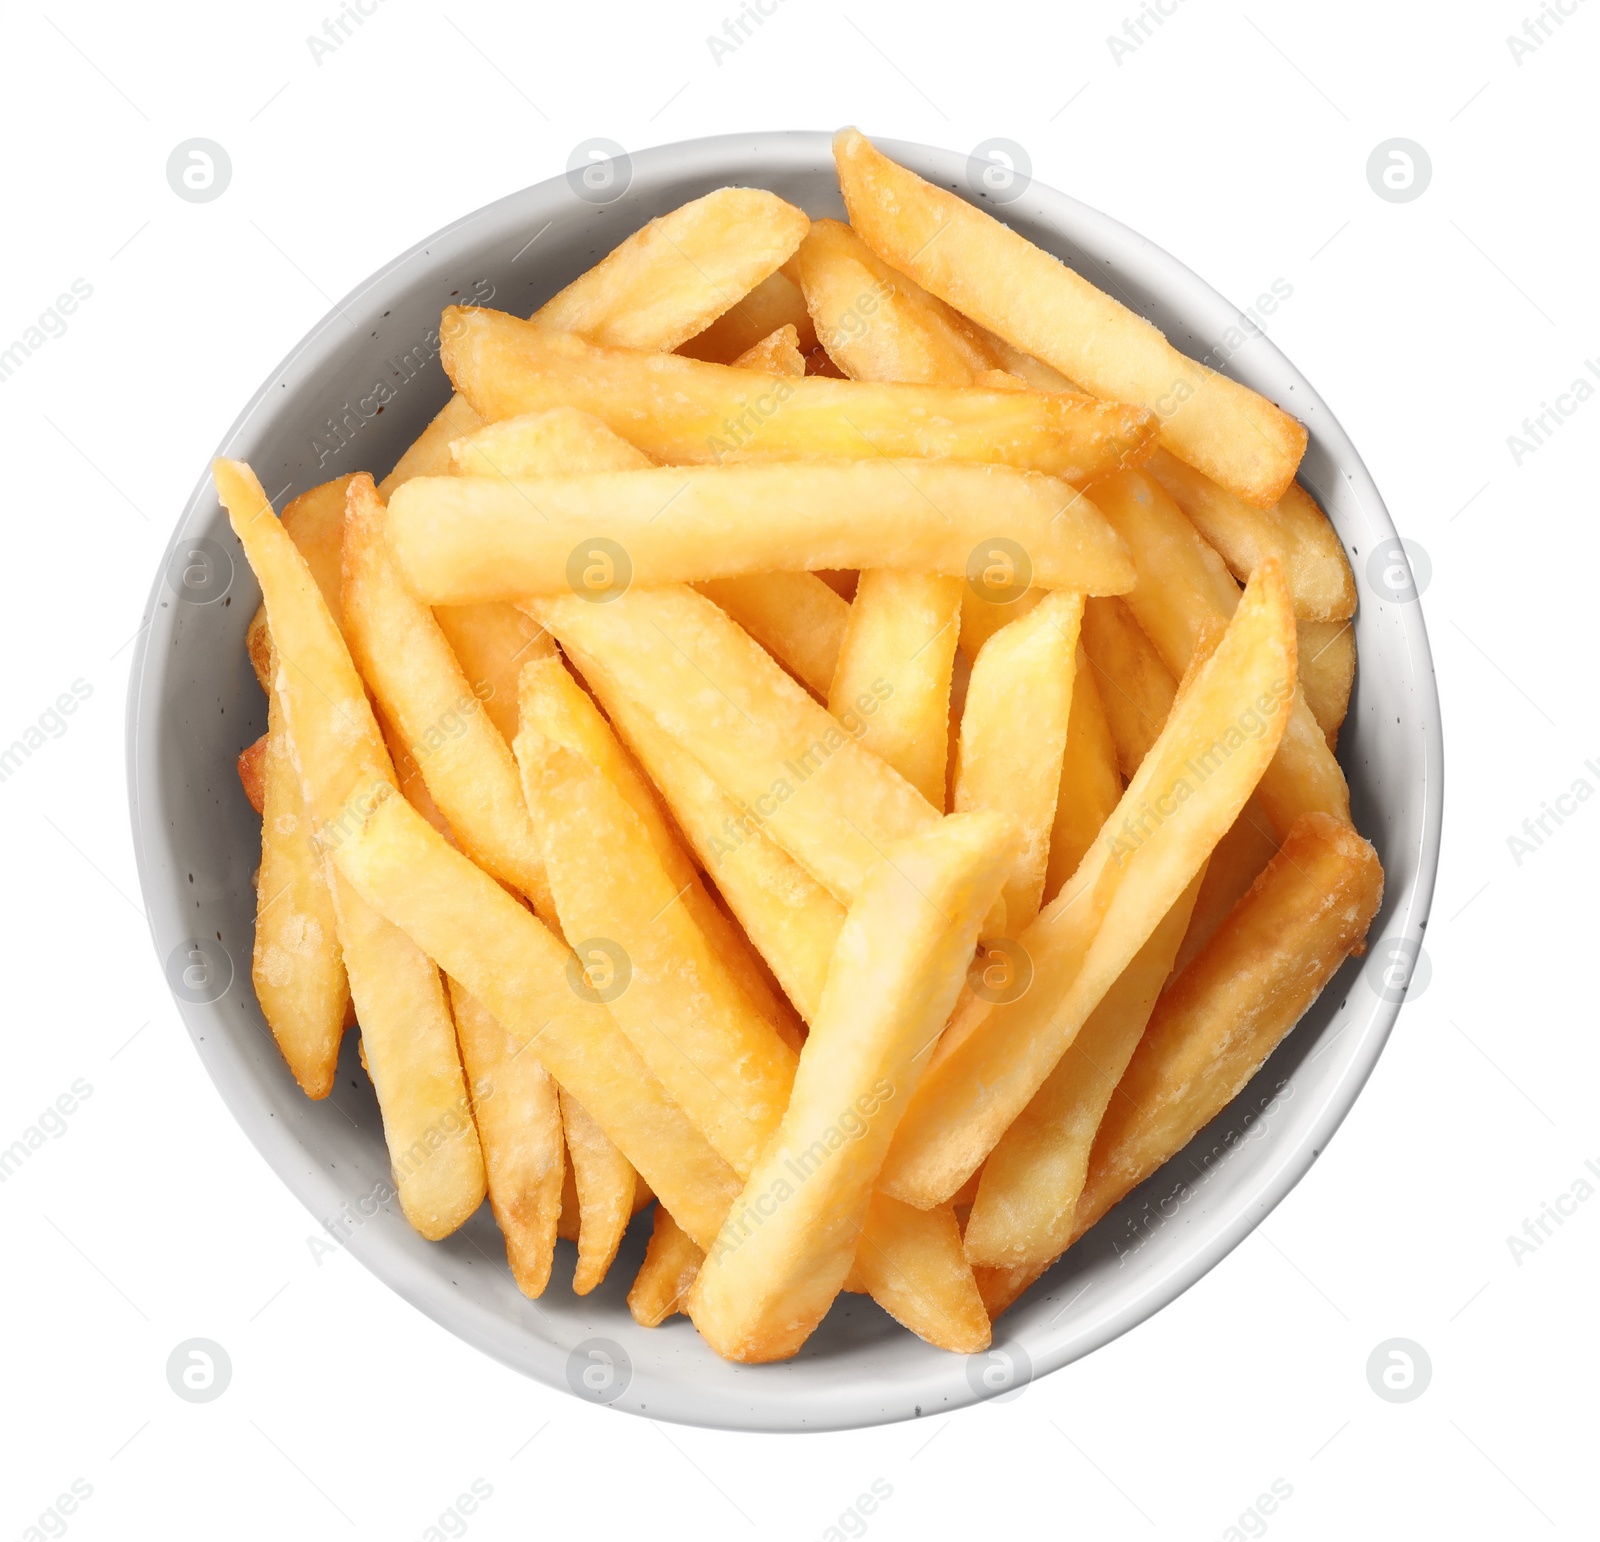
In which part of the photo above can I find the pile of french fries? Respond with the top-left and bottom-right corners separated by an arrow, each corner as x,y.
220,129 -> 1382,1365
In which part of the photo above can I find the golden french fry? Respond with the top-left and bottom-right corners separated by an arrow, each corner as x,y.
441,305 -> 1158,481
238,732 -> 267,814
217,458 -> 488,1238
331,791 -> 743,1251
376,703 -> 457,843
1170,796 -> 1278,978
731,323 -> 806,376
1143,449 -> 1355,621
449,404 -> 652,479
834,128 -> 1306,507
1074,813 -> 1383,1239
791,217 -> 996,386
679,268 -> 817,361
341,475 -> 557,920
252,687 -> 348,1098
846,1194 -> 991,1354
515,654 -> 803,1045
629,1207 -> 703,1327
959,585 -> 1043,661
516,735 -> 797,1174
877,560 -> 1297,1209
1297,618 -> 1355,748
387,460 -> 1134,602
448,979 -> 564,1297
973,1258 -> 1050,1322
1091,469 -> 1350,835
694,571 -> 850,699
954,589 -> 1084,933
828,571 -> 963,805
430,601 -> 554,744
576,668 -> 845,1024
687,810 -> 1016,1362
560,1090 -> 639,1295
378,393 -> 487,499
1080,596 -> 1176,778
531,584 -> 942,904
535,187 -> 809,354
1044,651 -> 1123,905
961,869 -> 1203,1268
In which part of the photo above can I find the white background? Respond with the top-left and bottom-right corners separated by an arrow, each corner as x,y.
2,1 -> 1596,1537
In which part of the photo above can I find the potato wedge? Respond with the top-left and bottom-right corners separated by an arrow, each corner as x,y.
341,475 -> 557,920
834,128 -> 1306,507
877,560 -> 1297,1208
1143,449 -> 1355,621
560,1089 -> 638,1295
536,187 -> 809,354
694,572 -> 850,699
1074,813 -> 1383,1238
679,268 -> 817,362
1044,651 -> 1123,905
731,323 -> 806,376
516,735 -> 797,1174
441,305 -> 1158,481
1298,618 -> 1356,748
386,461 -> 1134,602
448,979 -> 564,1297
629,1207 -> 703,1327
962,870 -> 1202,1268
529,584 -> 942,904
1091,469 -> 1349,835
688,810 -> 1016,1362
954,590 -> 1084,933
828,571 -> 963,805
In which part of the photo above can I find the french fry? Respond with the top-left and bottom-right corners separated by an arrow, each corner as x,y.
237,733 -> 267,814
629,1207 -> 703,1326
515,655 -> 803,1046
380,188 -> 808,495
694,571 -> 850,699
834,128 -> 1307,508
341,475 -> 557,920
1143,448 -> 1355,621
530,584 -> 943,903
1298,618 -> 1356,748
447,979 -> 564,1297
791,217 -> 996,386
535,187 -> 810,354
953,590 -> 1084,933
877,560 -> 1297,1209
217,459 -> 487,1237
440,306 -> 1158,482
251,688 -> 348,1098
828,571 -> 963,805
332,791 -> 743,1251
516,735 -> 798,1174
845,1193 -> 991,1354
1170,796 -> 1278,978
679,268 -> 817,362
687,810 -> 1016,1362
449,404 -> 652,480
731,323 -> 806,376
959,585 -> 1044,661
1043,652 -> 1123,905
1073,813 -> 1383,1239
560,1090 -> 639,1295
430,601 -> 554,744
1080,596 -> 1177,778
386,460 -> 1135,601
1091,469 -> 1350,834
961,869 -> 1203,1268
973,1258 -> 1050,1321
376,703 -> 457,843
576,668 -> 846,1024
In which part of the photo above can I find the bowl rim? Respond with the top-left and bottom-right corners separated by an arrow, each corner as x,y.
126,128 -> 1443,1433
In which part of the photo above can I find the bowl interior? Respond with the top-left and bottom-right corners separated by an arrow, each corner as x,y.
127,130 -> 1441,1433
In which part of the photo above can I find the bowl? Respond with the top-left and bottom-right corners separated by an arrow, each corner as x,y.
126,130 -> 1442,1432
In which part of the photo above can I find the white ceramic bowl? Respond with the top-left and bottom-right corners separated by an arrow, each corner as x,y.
126,131 -> 1442,1432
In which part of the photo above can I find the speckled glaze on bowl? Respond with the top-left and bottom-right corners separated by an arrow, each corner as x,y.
126,131 -> 1441,1433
